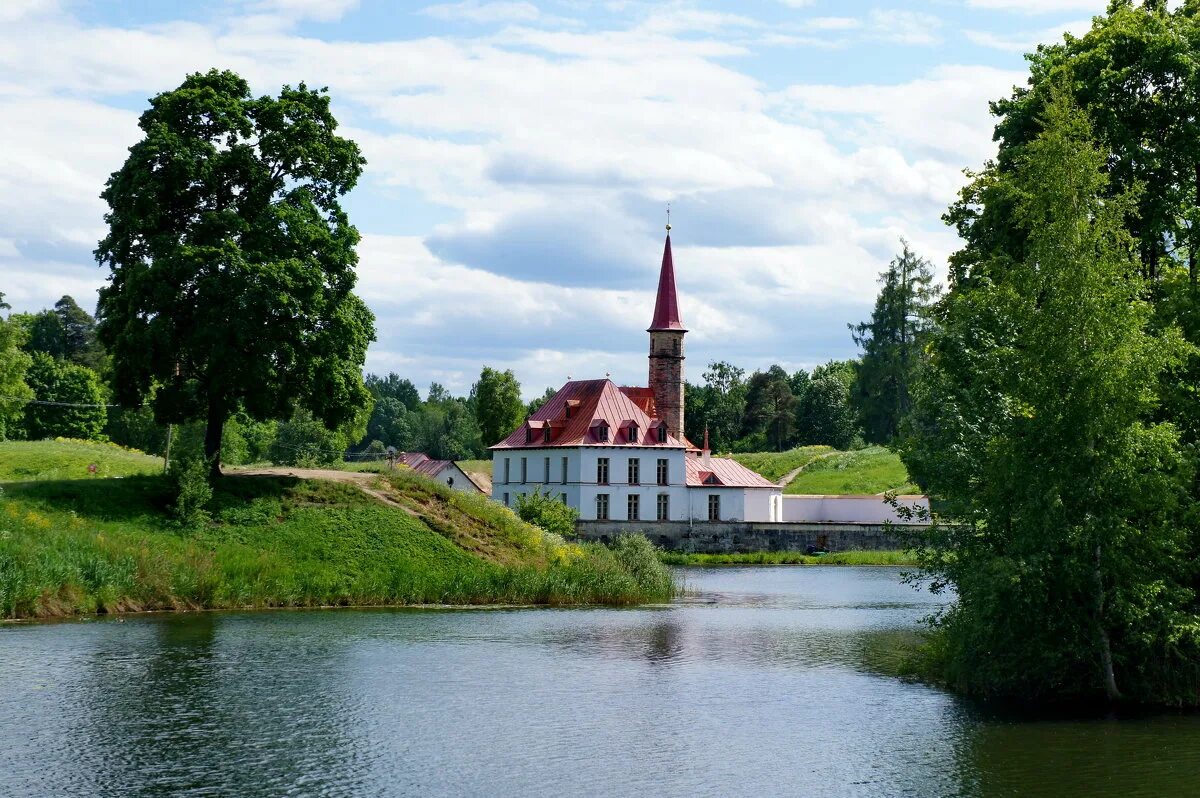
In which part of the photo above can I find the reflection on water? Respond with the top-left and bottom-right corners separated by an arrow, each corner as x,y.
2,566 -> 1198,797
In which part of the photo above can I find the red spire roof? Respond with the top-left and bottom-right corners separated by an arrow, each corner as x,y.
648,232 -> 686,332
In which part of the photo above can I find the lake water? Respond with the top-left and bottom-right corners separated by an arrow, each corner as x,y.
2,566 -> 1198,797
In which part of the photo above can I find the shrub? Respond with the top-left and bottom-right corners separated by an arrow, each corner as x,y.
171,457 -> 213,529
515,487 -> 579,538
609,533 -> 674,598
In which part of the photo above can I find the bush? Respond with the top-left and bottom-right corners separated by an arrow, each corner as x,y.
609,533 -> 674,598
170,457 -> 213,529
515,487 -> 579,538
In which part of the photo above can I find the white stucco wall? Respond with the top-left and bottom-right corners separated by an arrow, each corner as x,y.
781,495 -> 929,525
433,463 -> 484,494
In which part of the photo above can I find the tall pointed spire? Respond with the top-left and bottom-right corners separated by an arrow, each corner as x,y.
648,220 -> 686,332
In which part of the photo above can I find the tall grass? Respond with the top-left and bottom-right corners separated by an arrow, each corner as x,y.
659,549 -> 917,566
0,439 -> 162,482
0,470 -> 674,620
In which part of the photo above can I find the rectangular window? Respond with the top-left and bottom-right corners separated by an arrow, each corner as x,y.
544,457 -> 550,483
708,494 -> 721,521
597,457 -> 609,485
628,457 -> 640,485
521,457 -> 527,484
627,494 -> 640,521
657,493 -> 669,521
657,458 -> 669,486
562,456 -> 569,484
504,458 -> 511,483
543,426 -> 551,444
596,493 -> 609,520
503,492 -> 510,506
657,426 -> 667,443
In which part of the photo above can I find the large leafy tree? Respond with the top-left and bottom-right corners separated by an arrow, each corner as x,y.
95,70 -> 374,476
905,95 -> 1200,705
23,352 -> 107,440
743,366 -> 796,451
0,297 -> 34,440
795,361 -> 859,450
850,243 -> 939,444
365,372 -> 421,411
471,366 -> 523,446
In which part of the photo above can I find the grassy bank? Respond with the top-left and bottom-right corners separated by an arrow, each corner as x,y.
660,549 -> 918,566
782,447 -> 918,495
0,443 -> 674,620
0,439 -> 162,481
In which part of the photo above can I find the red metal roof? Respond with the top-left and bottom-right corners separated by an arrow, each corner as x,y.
490,378 -> 687,450
648,232 -> 686,332
685,455 -> 778,488
397,452 -> 457,479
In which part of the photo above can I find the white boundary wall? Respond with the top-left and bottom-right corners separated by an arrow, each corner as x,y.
781,495 -> 929,525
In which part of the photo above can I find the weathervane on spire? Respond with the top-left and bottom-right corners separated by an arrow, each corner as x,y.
666,203 -> 671,232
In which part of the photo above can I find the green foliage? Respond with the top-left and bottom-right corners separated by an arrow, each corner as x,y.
365,372 -> 421,411
0,312 -> 33,440
269,410 -> 349,467
0,439 -> 161,481
743,365 -> 797,451
170,456 -> 213,529
730,445 -> 832,482
472,366 -> 524,447
795,361 -> 861,450
94,69 -> 374,472
782,446 -> 915,495
526,386 -> 556,415
608,533 -> 674,598
515,487 -> 579,538
685,361 -> 748,451
23,352 -> 106,440
850,242 -> 939,444
906,93 -> 1200,706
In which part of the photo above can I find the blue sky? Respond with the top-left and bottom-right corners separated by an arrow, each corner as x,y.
0,0 -> 1104,398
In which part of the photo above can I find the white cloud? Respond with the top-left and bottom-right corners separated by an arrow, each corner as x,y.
868,9 -> 942,46
420,1 -> 541,24
965,18 -> 1092,52
965,0 -> 1105,12
249,0 -> 361,23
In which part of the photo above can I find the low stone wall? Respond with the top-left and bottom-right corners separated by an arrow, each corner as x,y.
575,520 -> 921,553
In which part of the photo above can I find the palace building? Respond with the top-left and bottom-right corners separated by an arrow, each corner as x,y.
489,227 -> 784,523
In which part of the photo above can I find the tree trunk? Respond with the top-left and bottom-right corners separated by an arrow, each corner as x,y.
203,397 -> 225,479
1093,543 -> 1122,703
1192,163 -> 1199,285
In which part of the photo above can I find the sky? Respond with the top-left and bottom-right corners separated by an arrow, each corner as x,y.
0,0 -> 1108,400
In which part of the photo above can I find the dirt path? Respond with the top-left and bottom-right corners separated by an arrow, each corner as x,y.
776,451 -> 840,488
230,466 -> 417,515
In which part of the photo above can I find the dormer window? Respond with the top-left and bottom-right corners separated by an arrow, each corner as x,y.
596,423 -> 609,442
656,425 -> 667,443
543,426 -> 551,444
525,426 -> 533,444
628,424 -> 638,443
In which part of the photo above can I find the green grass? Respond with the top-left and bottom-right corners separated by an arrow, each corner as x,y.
782,446 -> 918,495
659,549 -> 917,566
0,444 -> 673,620
457,459 -> 491,480
0,439 -> 162,482
729,446 -> 832,483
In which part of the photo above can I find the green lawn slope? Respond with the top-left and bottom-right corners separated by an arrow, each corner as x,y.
782,447 -> 918,495
0,443 -> 672,620
729,446 -> 832,483
0,439 -> 162,481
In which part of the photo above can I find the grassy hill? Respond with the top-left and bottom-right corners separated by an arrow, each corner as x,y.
782,447 -> 918,495
0,439 -> 162,481
0,441 -> 672,620
730,446 -> 833,483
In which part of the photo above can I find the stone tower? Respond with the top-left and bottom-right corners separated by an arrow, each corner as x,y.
648,227 -> 686,440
